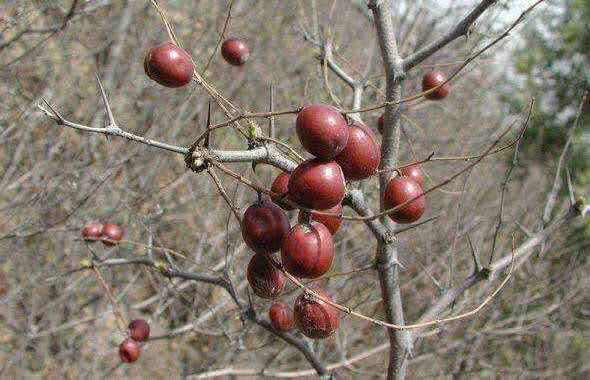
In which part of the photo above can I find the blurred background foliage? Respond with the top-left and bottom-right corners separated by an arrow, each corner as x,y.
0,0 -> 588,378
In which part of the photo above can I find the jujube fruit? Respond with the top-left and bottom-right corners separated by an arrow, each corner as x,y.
296,105 -> 349,159
269,303 -> 295,332
144,42 -> 193,88
247,254 -> 285,299
281,222 -> 334,279
102,223 -> 123,246
294,287 -> 340,339
270,172 -> 294,211
119,338 -> 141,363
128,319 -> 150,342
383,176 -> 425,224
298,203 -> 342,234
288,159 -> 345,210
241,200 -> 290,255
399,163 -> 425,188
221,37 -> 250,66
334,122 -> 381,181
82,222 -> 103,242
422,71 -> 450,100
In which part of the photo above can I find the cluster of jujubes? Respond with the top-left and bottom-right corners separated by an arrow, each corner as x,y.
118,319 -> 150,363
82,222 -> 124,246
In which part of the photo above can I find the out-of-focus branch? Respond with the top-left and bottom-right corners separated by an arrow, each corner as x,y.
403,0 -> 498,71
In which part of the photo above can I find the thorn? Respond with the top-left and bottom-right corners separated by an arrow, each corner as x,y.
268,82 -> 275,138
204,101 -> 212,148
566,167 -> 576,206
95,73 -> 117,128
467,234 -> 482,273
39,98 -> 65,124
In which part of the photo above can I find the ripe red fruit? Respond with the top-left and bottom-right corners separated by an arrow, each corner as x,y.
298,203 -> 342,234
270,172 -> 294,211
221,37 -> 250,66
268,303 -> 295,332
82,222 -> 103,242
422,71 -> 450,100
128,319 -> 150,342
144,42 -> 193,88
377,114 -> 384,134
399,163 -> 425,188
241,200 -> 290,255
119,338 -> 141,363
296,105 -> 349,159
334,122 -> 381,181
247,254 -> 285,299
102,223 -> 123,246
294,287 -> 340,339
288,159 -> 345,210
383,176 -> 425,224
281,222 -> 334,279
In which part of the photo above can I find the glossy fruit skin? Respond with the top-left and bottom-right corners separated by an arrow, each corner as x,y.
288,159 -> 345,210
128,319 -> 150,342
335,122 -> 381,181
82,222 -> 103,242
270,172 -> 294,211
377,114 -> 384,134
422,71 -> 450,100
247,254 -> 285,299
119,338 -> 141,363
144,42 -> 193,88
241,200 -> 290,255
221,37 -> 250,66
296,105 -> 349,159
400,163 -> 425,188
383,176 -> 425,224
281,222 -> 334,279
294,287 -> 340,339
298,203 -> 342,234
102,223 -> 123,246
269,303 -> 295,332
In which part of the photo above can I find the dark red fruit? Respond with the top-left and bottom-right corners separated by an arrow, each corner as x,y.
102,223 -> 123,246
422,71 -> 450,100
281,222 -> 334,279
334,122 -> 381,181
119,338 -> 141,363
128,319 -> 150,342
270,172 -> 294,211
399,163 -> 425,188
377,113 -> 384,134
82,222 -> 103,242
383,176 -> 425,224
247,254 -> 285,299
288,159 -> 345,210
294,287 -> 340,339
221,37 -> 250,66
296,105 -> 349,159
298,203 -> 342,234
241,200 -> 290,255
269,303 -> 295,332
144,42 -> 193,88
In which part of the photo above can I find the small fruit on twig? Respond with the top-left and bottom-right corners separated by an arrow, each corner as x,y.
281,222 -> 334,279
296,105 -> 349,159
270,172 -> 294,210
144,42 -> 193,88
119,338 -> 141,363
294,287 -> 340,339
247,254 -> 285,299
383,176 -> 425,224
102,223 -> 123,246
335,122 -> 381,181
221,37 -> 250,66
422,71 -> 450,100
288,159 -> 345,210
298,203 -> 342,234
128,319 -> 150,342
400,163 -> 425,188
82,222 -> 103,242
269,303 -> 295,332
242,200 -> 290,254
